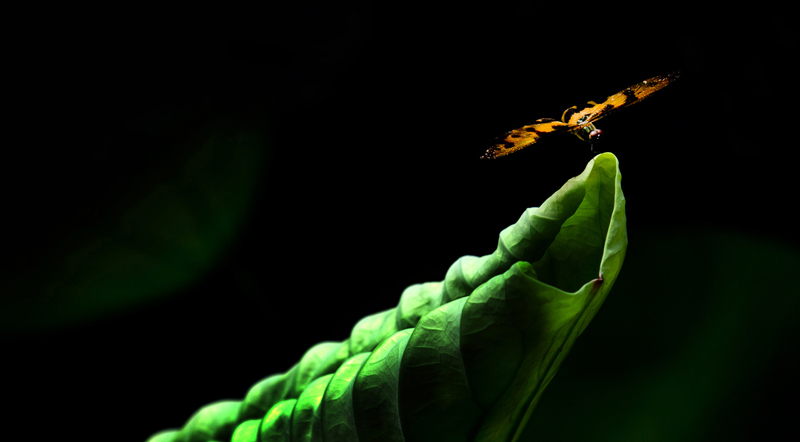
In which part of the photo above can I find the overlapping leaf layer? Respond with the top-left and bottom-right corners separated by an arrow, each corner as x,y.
147,153 -> 627,442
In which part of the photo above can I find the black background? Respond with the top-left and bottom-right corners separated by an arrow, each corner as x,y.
3,2 -> 798,441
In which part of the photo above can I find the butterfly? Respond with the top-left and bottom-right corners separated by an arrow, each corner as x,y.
480,71 -> 680,159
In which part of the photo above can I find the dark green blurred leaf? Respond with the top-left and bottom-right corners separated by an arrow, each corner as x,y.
521,227 -> 800,441
1,110 -> 267,333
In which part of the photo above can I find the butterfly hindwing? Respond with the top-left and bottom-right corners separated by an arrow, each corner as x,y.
481,118 -> 575,159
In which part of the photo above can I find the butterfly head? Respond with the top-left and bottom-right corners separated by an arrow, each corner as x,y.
572,122 -> 602,144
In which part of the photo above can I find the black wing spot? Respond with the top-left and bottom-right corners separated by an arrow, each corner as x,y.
562,107 -> 576,122
623,88 -> 636,100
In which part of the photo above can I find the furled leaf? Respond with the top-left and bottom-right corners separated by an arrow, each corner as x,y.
146,152 -> 626,442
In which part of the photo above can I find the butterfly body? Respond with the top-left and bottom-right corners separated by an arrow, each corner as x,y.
481,71 -> 680,159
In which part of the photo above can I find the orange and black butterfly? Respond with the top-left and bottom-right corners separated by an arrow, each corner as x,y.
481,71 -> 680,159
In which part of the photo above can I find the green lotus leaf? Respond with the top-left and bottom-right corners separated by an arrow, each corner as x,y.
146,152 -> 627,442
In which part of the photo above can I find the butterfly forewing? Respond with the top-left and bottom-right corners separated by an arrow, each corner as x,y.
563,71 -> 680,126
481,118 -> 575,159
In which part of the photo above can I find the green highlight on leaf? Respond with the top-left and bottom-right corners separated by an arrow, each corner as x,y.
230,420 -> 259,442
147,152 -> 627,442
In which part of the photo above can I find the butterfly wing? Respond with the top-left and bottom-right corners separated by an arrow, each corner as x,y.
481,118 -> 575,159
562,71 -> 680,126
